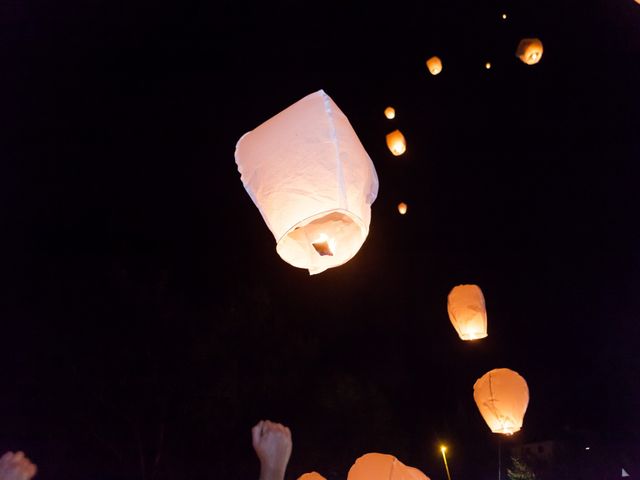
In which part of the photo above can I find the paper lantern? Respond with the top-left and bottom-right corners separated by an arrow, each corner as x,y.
386,129 -> 407,156
426,56 -> 442,75
516,38 -> 543,65
447,284 -> 488,340
485,62 -> 492,70
348,453 -> 430,480
385,107 -> 396,119
235,90 -> 379,275
398,202 -> 408,215
473,368 -> 530,435
501,13 -> 507,20
298,473 -> 326,480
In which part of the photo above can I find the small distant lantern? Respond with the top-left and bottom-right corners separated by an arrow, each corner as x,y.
473,368 -> 530,435
485,62 -> 492,70
298,473 -> 326,480
426,56 -> 443,75
516,38 -> 543,65
502,13 -> 507,20
447,284 -> 488,340
386,129 -> 407,156
348,453 -> 430,480
235,90 -> 379,275
384,107 -> 396,119
397,202 -> 408,215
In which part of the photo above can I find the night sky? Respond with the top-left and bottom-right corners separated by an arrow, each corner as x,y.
2,0 -> 640,479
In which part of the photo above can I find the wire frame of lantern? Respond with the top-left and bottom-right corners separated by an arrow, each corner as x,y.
384,106 -> 396,119
348,453 -> 430,480
447,284 -> 488,340
516,38 -> 543,65
386,129 -> 406,156
426,56 -> 443,75
235,90 -> 379,275
473,368 -> 530,435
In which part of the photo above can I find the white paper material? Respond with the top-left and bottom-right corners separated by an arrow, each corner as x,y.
473,368 -> 530,434
447,284 -> 488,340
235,90 -> 378,274
348,453 -> 430,480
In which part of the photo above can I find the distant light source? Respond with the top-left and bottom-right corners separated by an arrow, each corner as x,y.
384,106 -> 396,119
426,56 -> 443,75
502,13 -> 507,19
585,447 -> 590,450
440,446 -> 447,453
397,202 -> 408,215
485,62 -> 492,70
516,38 -> 544,65
386,129 -> 407,156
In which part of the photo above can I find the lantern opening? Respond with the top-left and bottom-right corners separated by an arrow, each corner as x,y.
277,210 -> 367,275
311,233 -> 336,256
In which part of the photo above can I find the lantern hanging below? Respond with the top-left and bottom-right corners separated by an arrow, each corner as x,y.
473,368 -> 530,435
426,56 -> 443,75
516,38 -> 543,65
386,129 -> 407,156
385,107 -> 396,119
447,284 -> 488,340
235,90 -> 379,275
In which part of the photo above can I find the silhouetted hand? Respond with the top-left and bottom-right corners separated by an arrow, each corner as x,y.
252,420 -> 292,480
0,451 -> 37,480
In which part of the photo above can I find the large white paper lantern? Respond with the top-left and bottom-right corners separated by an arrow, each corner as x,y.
235,90 -> 379,275
348,453 -> 430,480
447,284 -> 488,340
473,368 -> 530,435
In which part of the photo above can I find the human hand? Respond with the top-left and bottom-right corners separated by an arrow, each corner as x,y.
0,451 -> 37,480
252,420 -> 292,480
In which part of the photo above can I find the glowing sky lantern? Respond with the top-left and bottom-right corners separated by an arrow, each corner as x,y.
516,38 -> 544,65
397,202 -> 408,215
426,56 -> 443,75
485,62 -> 492,70
385,107 -> 396,119
447,284 -> 488,340
473,368 -> 530,435
235,90 -> 379,275
298,473 -> 326,480
348,453 -> 430,480
386,129 -> 407,156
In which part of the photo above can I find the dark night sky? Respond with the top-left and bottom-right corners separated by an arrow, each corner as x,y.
2,0 -> 640,479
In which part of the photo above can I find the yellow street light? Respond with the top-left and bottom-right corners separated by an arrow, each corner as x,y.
440,445 -> 453,480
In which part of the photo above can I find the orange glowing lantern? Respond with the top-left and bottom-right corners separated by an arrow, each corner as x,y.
348,453 -> 430,480
516,38 -> 543,65
485,62 -> 492,70
385,107 -> 396,119
298,473 -> 326,480
235,90 -> 379,275
398,202 -> 408,215
447,284 -> 488,340
473,368 -> 530,435
386,129 -> 407,156
426,56 -> 443,75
